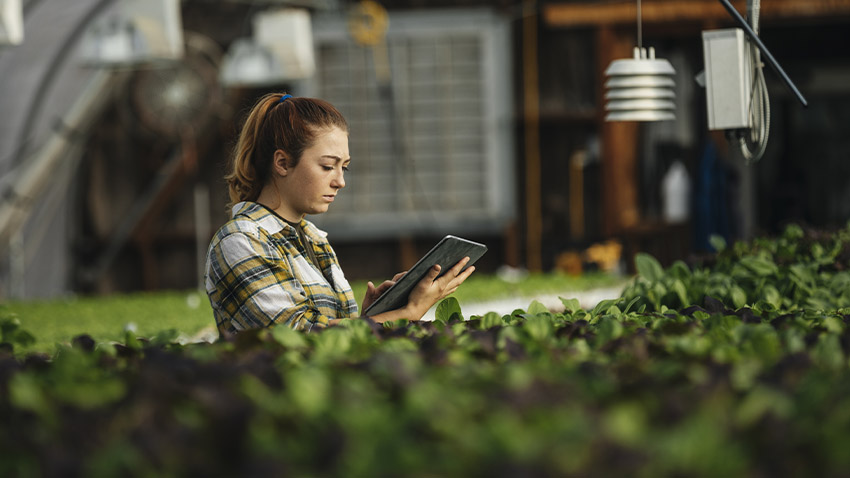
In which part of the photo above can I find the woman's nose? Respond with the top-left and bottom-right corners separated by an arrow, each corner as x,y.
332,170 -> 345,189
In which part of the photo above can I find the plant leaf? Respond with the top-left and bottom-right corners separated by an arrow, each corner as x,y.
435,297 -> 464,324
591,298 -> 619,318
527,300 -> 550,316
709,234 -> 727,252
635,253 -> 664,282
560,297 -> 582,313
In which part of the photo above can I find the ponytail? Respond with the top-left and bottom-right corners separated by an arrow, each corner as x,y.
225,93 -> 348,208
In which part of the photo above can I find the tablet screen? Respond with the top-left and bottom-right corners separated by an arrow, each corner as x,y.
362,235 -> 487,316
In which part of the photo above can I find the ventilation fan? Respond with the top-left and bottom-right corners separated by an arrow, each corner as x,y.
128,32 -> 222,138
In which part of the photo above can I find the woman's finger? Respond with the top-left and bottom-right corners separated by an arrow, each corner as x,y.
426,264 -> 441,281
438,259 -> 473,288
375,279 -> 395,295
457,265 -> 475,282
445,266 -> 474,290
434,258 -> 468,285
361,281 -> 377,309
449,257 -> 471,274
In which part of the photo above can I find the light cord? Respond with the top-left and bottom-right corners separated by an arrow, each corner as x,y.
637,0 -> 642,49
740,0 -> 770,163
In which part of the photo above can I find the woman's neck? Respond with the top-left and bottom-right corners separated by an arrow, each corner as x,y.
255,188 -> 302,223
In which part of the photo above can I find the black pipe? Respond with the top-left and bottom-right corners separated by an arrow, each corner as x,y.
717,0 -> 808,107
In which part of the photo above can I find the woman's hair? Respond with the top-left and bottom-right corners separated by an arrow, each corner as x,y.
226,93 -> 349,206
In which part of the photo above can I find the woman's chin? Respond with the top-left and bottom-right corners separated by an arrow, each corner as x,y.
310,205 -> 331,215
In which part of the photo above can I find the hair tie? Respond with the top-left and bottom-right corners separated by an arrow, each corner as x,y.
279,94 -> 293,103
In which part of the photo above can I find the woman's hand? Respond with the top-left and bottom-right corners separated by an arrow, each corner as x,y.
362,271 -> 406,311
404,257 -> 475,319
364,257 -> 475,324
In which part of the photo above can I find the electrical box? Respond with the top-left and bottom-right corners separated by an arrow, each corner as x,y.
702,28 -> 752,130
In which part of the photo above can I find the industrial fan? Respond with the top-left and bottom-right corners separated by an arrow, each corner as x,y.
127,32 -> 223,138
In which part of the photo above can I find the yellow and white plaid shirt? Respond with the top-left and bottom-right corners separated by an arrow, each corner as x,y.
204,201 -> 358,335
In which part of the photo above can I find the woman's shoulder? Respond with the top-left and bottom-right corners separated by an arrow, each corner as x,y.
214,201 -> 286,241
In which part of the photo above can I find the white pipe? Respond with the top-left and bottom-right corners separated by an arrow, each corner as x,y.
194,182 -> 210,292
0,70 -> 117,248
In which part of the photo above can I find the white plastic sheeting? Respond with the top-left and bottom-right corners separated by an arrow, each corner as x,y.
0,0 -> 119,298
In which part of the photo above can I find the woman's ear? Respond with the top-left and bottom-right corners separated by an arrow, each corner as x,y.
272,149 -> 290,177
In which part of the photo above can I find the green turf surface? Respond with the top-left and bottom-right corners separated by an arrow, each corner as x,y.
3,272 -> 625,354
2,291 -> 214,354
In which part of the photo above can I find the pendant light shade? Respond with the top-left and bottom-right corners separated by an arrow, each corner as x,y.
0,0 -> 24,46
219,8 -> 315,87
604,46 -> 676,122
80,0 -> 184,66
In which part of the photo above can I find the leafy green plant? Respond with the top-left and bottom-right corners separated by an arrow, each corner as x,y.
622,224 -> 850,313
0,313 -> 35,351
2,225 -> 850,477
6,272 -> 623,355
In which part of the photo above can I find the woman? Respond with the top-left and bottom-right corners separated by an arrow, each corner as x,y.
204,93 -> 474,336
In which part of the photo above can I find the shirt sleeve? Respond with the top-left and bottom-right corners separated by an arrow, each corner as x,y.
207,230 -> 335,332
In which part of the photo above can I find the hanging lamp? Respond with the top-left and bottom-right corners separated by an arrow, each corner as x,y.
79,0 -> 184,66
604,0 -> 676,122
0,0 -> 24,46
219,8 -> 315,87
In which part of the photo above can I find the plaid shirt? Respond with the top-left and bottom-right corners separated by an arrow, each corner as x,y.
205,201 -> 358,335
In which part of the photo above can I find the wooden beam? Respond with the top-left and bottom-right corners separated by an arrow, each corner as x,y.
544,0 -> 850,27
597,26 -> 640,236
523,1 -> 543,272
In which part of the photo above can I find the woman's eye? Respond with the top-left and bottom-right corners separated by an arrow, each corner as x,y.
322,166 -> 333,171
342,166 -> 349,172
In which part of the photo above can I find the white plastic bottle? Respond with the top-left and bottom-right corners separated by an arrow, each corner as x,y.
662,161 -> 690,223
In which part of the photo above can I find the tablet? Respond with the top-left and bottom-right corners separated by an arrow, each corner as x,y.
363,235 -> 487,316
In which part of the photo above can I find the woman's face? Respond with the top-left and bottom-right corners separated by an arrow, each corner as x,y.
277,126 -> 350,221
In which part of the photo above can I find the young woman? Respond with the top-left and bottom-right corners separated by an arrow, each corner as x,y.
204,93 -> 474,336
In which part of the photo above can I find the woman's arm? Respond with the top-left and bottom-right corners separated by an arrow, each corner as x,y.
208,230 -> 340,331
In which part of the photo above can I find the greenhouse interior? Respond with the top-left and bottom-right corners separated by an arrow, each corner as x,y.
1,0 -> 850,476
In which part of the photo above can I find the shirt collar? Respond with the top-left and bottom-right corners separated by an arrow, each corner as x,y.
232,201 -> 328,241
